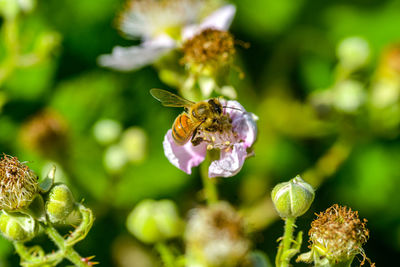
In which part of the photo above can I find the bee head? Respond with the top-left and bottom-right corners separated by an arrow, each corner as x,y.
208,99 -> 222,115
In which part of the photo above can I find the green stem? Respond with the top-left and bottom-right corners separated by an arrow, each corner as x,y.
0,17 -> 19,86
200,160 -> 218,205
14,242 -> 63,266
155,242 -> 175,267
44,224 -> 91,267
276,217 -> 296,267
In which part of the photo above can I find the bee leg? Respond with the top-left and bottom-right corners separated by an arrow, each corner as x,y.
191,128 -> 203,146
191,137 -> 204,146
205,126 -> 218,132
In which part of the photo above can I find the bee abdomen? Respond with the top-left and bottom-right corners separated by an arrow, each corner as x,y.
172,114 -> 192,145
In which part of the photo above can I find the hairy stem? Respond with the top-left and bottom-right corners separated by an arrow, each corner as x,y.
276,216 -> 296,267
44,223 -> 90,267
155,242 -> 175,267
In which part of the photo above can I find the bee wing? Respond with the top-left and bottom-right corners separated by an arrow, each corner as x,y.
150,89 -> 194,107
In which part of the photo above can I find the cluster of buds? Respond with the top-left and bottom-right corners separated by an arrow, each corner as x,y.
0,155 -> 95,266
0,155 -> 77,240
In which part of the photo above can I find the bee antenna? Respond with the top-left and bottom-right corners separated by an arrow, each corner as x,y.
222,106 -> 244,112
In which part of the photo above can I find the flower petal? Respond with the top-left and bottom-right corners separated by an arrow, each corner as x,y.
208,143 -> 247,178
199,4 -> 236,31
163,130 -> 207,174
98,36 -> 176,71
182,4 -> 236,40
223,100 -> 257,148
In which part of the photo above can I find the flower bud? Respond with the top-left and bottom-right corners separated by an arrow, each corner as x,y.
103,144 -> 128,173
126,199 -> 183,244
185,202 -> 250,267
0,155 -> 39,211
92,119 -> 122,146
0,211 -> 38,242
337,36 -> 370,71
120,127 -> 148,163
271,175 -> 314,218
45,184 -> 75,223
332,80 -> 365,113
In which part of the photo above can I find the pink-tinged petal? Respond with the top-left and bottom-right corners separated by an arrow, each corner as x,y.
223,100 -> 257,148
208,143 -> 247,178
163,130 -> 207,174
182,4 -> 236,40
98,36 -> 176,71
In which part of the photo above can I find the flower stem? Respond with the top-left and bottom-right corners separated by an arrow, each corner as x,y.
276,217 -> 296,267
200,160 -> 218,205
43,223 -> 90,267
155,242 -> 175,267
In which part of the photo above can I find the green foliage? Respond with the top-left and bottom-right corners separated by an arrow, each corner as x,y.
1,0 -> 399,266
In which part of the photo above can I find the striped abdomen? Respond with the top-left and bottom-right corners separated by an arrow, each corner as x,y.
172,113 -> 195,145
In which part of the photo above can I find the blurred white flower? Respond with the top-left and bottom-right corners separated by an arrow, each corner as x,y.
98,0 -> 236,71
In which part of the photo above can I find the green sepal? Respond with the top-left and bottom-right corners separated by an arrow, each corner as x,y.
23,195 -> 46,222
38,166 -> 56,193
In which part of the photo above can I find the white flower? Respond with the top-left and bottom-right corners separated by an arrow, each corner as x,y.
98,0 -> 236,71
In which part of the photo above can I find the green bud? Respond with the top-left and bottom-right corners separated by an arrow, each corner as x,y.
126,199 -> 183,244
332,80 -> 365,113
337,36 -> 370,71
45,184 -> 75,223
0,211 -> 38,242
103,144 -> 128,173
93,119 -> 122,145
271,175 -> 314,218
120,127 -> 148,163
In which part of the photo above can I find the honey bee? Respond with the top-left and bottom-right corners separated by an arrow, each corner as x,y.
150,89 -> 232,146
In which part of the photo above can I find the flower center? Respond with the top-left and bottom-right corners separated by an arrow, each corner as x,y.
182,29 -> 235,66
194,114 -> 240,151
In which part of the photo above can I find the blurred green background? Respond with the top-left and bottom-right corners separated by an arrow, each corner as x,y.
1,0 -> 400,266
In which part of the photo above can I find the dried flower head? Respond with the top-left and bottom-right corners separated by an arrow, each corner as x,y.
0,155 -> 38,211
182,28 -> 235,67
185,202 -> 250,267
309,204 -> 371,264
20,109 -> 68,157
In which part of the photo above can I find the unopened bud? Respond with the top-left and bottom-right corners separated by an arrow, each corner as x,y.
45,184 -> 75,223
271,175 -> 314,218
337,37 -> 370,71
126,199 -> 183,244
93,119 -> 122,146
0,211 -> 38,242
